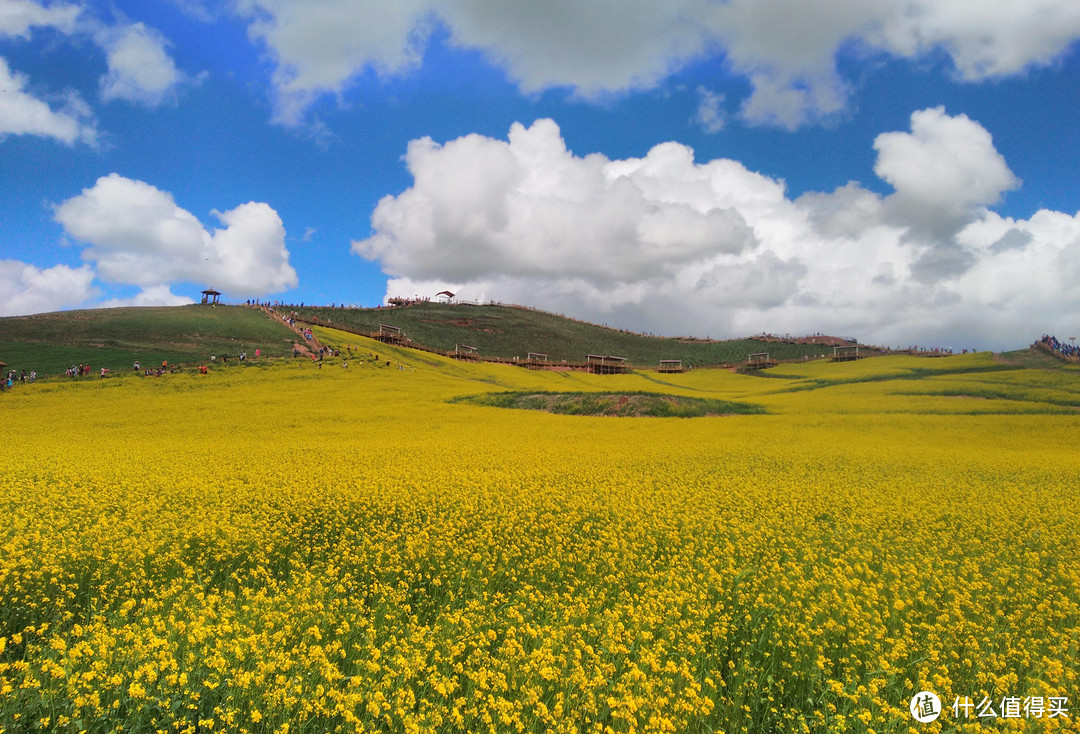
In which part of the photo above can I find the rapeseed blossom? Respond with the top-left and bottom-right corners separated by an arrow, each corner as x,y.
1,339 -> 1077,732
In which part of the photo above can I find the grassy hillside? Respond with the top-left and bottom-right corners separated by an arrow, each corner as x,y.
283,301 -> 864,365
310,326 -> 1078,414
0,305 -> 298,377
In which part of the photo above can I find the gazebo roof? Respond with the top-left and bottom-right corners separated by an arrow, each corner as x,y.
201,288 -> 221,296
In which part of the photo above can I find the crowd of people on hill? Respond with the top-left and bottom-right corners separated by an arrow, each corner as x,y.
3,369 -> 35,389
262,307 -> 315,342
3,324 -> 415,393
1039,334 -> 1079,358
248,300 -> 361,309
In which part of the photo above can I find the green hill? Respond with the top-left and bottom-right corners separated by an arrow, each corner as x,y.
5,300 -> 986,380
0,305 -> 298,377
282,301 -> 866,366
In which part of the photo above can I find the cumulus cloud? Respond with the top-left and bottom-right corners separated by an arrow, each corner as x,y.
0,56 -> 98,145
54,174 -> 298,298
96,22 -> 184,107
875,107 -> 1018,218
0,260 -> 96,316
236,0 -> 434,124
98,284 -> 195,309
693,86 -> 726,133
355,113 -> 1080,350
0,0 -> 80,38
163,0 -> 217,24
233,0 -> 1080,127
354,119 -> 759,285
867,0 -> 1080,80
1,2 -> 188,117
870,107 -> 1020,281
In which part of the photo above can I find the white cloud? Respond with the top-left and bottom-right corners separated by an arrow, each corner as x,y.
354,119 -> 759,285
692,86 -> 725,133
231,0 -> 1080,127
96,22 -> 184,106
2,2 -> 187,111
163,0 -> 217,24
236,0 -> 433,124
874,107 -> 1018,212
0,56 -> 98,145
54,174 -> 298,298
437,0 -> 708,97
868,0 -> 1080,80
0,260 -> 96,316
871,107 -> 1020,280
0,0 -> 80,38
355,113 -> 1080,350
98,285 -> 195,309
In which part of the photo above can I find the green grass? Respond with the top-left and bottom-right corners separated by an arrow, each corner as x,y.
888,368 -> 1080,412
3,301 -> 1067,399
283,302 -> 863,366
739,354 -> 1080,414
997,345 -> 1080,369
450,390 -> 766,417
753,361 -> 1018,393
0,305 -> 298,377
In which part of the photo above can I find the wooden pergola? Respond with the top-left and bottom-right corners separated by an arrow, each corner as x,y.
586,354 -> 629,375
832,345 -> 860,362
745,352 -> 777,370
453,343 -> 479,360
376,323 -> 405,345
200,288 -> 221,305
520,352 -> 550,370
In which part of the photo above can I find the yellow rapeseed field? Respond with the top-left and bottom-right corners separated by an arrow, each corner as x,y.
1,333 -> 1078,733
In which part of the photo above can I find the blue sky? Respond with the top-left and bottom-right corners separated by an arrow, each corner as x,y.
3,0 -> 1080,350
